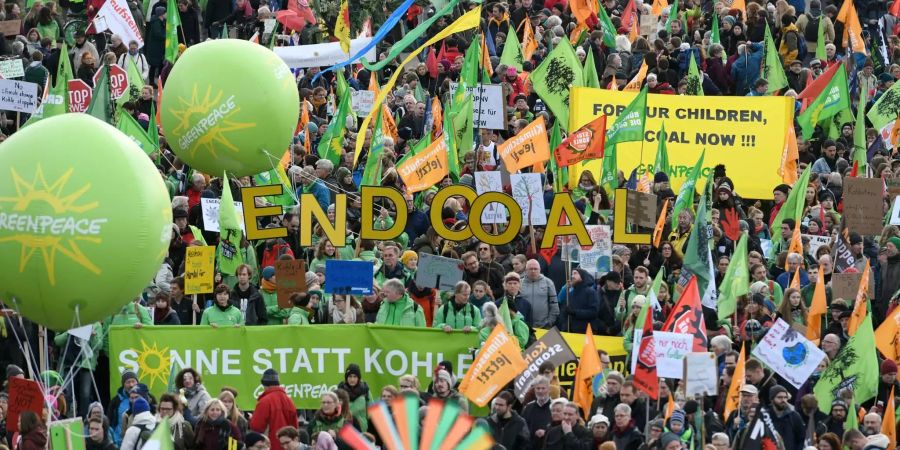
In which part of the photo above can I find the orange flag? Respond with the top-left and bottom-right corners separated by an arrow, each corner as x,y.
651,0 -> 669,16
653,198 -> 670,247
623,62 -> 648,92
779,125 -> 799,185
730,0 -> 746,17
785,225 -> 803,269
480,34 -> 493,76
569,0 -> 598,26
382,105 -> 399,142
806,272 -> 827,342
431,96 -> 443,138
848,260 -> 871,336
573,325 -> 604,419
607,74 -> 618,90
884,386 -> 897,450
842,3 -> 867,54
554,115 -> 606,167
723,345 -> 746,421
522,19 -> 538,61
664,391 -> 676,421
790,268 -> 801,290
497,117 -> 551,172
458,322 -> 528,407
397,138 -> 449,193
875,306 -> 900,361
569,22 -> 589,44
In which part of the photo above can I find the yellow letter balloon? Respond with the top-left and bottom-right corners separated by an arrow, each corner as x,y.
161,39 -> 300,177
0,114 -> 172,331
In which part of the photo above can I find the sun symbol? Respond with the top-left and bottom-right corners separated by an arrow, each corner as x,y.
133,339 -> 171,390
168,84 -> 255,159
0,165 -> 102,285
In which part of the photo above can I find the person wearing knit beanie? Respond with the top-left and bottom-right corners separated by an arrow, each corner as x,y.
659,432 -> 682,450
261,368 -> 280,387
888,237 -> 900,253
132,397 -> 150,415
400,250 -> 418,270
881,359 -> 898,376
668,409 -> 686,429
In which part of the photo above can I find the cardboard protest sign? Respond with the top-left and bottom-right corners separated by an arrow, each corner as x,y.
415,253 -> 464,291
0,20 -> 21,36
683,352 -> 718,396
751,318 -> 826,388
843,177 -> 885,235
831,272 -> 874,302
200,198 -> 247,233
639,15 -> 657,36
514,327 -> 577,401
7,378 -> 43,433
652,331 -> 693,378
184,246 -> 215,294
459,323 -> 528,407
325,260 -> 374,295
0,59 -> 24,78
275,259 -> 307,309
887,178 -> 900,201
626,190 -> 658,229
0,79 -> 38,113
49,418 -> 86,450
510,173 -> 547,226
475,171 -> 507,224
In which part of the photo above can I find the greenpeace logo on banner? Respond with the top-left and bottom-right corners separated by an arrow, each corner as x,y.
179,95 -> 238,151
0,214 -> 107,236
174,90 -> 255,157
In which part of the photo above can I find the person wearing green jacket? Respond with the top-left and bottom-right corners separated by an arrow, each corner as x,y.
200,284 -> 243,327
102,298 -> 152,353
287,293 -> 312,325
337,364 -> 371,433
478,301 -> 530,350
54,322 -> 103,418
259,266 -> 290,325
375,279 -> 426,327
434,281 -> 482,333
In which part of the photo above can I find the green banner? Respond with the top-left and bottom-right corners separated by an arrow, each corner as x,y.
110,325 -> 479,410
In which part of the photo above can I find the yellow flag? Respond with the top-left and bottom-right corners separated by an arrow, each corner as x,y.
623,61 -> 648,92
335,0 -> 350,54
848,260 -> 870,336
354,7 -> 481,168
723,345 -> 745,421
458,322 -> 528,407
497,116 -> 551,172
806,273 -> 827,342
397,138 -> 449,193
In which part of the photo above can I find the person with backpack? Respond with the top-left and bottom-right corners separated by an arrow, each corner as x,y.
796,1 -> 835,57
778,15 -> 804,65
433,281 -> 482,333
119,397 -> 157,450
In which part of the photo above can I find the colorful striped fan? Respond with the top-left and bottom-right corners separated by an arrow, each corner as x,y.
338,396 -> 494,450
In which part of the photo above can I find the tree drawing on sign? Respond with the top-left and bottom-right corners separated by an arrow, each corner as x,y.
875,89 -> 900,118
686,73 -> 701,96
544,57 -> 575,107
513,176 -> 539,226
821,346 -> 859,395
478,172 -> 498,216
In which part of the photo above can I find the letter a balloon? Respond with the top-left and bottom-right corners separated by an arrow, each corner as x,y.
0,114 -> 172,331
161,39 -> 300,177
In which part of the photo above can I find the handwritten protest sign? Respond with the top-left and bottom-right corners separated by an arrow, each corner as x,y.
7,378 -> 43,433
275,260 -> 307,309
325,260 -> 374,295
804,234 -> 832,258
351,90 -> 374,116
200,198 -> 247,233
459,323 -> 528,407
683,352 -> 718,396
832,272 -> 874,301
475,171 -> 507,224
578,225 -> 613,275
184,246 -> 215,294
415,253 -> 464,291
653,331 -> 693,379
751,318 -> 826,388
49,418 -> 86,450
0,20 -> 21,36
843,177 -> 885,235
510,173 -> 547,226
0,79 -> 38,113
625,190 -> 658,229
0,59 -> 24,78
449,83 -> 505,130
891,196 -> 900,226
514,328 -> 577,401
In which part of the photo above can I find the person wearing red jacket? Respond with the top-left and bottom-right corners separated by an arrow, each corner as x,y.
249,369 -> 298,450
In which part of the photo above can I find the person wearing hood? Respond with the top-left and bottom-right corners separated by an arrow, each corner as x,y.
764,385 -> 804,450
175,368 -> 211,422
559,268 -> 599,334
194,399 -> 242,450
17,411 -> 48,450
157,393 -> 195,450
434,281 -> 482,333
250,369 -> 298,450
287,292 -> 312,325
107,370 -> 139,445
86,417 -> 117,450
151,292 -> 181,325
811,140 -> 846,177
375,279 -> 426,327
337,364 -> 371,433
120,397 -> 157,450
487,391 -> 530,450
432,368 -> 468,413
595,271 -> 623,336
664,409 -> 694,449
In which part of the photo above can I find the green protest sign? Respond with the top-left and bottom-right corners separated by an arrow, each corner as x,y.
110,325 -> 479,410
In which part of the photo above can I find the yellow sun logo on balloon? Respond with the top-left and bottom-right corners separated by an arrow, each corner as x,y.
168,85 -> 255,159
132,339 -> 171,390
0,166 -> 102,285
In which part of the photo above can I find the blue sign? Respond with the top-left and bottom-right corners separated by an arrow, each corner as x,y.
324,260 -> 375,295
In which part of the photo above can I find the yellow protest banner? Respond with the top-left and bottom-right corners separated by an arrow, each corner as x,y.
184,246 -> 215,294
569,87 -> 793,199
459,323 -> 528,407
397,138 -> 449,193
498,116 -> 551,172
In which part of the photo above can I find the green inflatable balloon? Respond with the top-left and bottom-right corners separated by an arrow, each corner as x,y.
161,40 -> 300,177
0,114 -> 172,331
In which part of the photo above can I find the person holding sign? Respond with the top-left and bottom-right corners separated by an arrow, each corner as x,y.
200,285 -> 243,327
433,281 -> 482,333
374,279 -> 425,327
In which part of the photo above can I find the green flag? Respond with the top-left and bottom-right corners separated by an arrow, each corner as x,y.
717,232 -> 749,320
217,172 -> 244,275
813,313 -> 879,413
583,47 -> 601,89
671,149 -> 704,229
414,82 -> 427,103
447,85 -> 473,177
798,66 -> 849,139
499,298 -> 514,333
24,42 -> 72,126
86,65 -> 114,124
165,0 -> 182,64
461,35 -> 482,86
770,165 -> 811,238
681,180 -> 714,306
686,53 -> 703,96
116,109 -> 156,154
711,13 -> 720,45
252,167 -> 295,208
867,74 -> 900,131
118,54 -> 146,107
600,143 -> 618,201
362,111 -> 385,186
500,24 -> 524,71
763,24 -> 788,94
853,102 -> 868,175
654,122 -> 670,176
815,17 -> 827,61
549,119 -> 567,192
144,416 -> 174,450
665,0 -> 679,34
606,86 -> 648,149
149,101 -> 160,149
317,81 -> 351,166
597,6 -> 617,48
530,38 -> 584,130
336,72 -> 350,99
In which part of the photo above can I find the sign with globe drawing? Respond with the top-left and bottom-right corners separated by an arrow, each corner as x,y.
751,318 -> 826,388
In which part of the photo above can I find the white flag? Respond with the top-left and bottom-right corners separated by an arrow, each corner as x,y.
93,0 -> 144,49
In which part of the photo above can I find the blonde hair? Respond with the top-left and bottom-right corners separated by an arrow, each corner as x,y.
217,390 -> 243,423
200,399 -> 227,422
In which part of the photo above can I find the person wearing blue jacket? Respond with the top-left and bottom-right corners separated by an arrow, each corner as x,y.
558,268 -> 600,333
292,165 -> 330,212
731,42 -> 764,95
